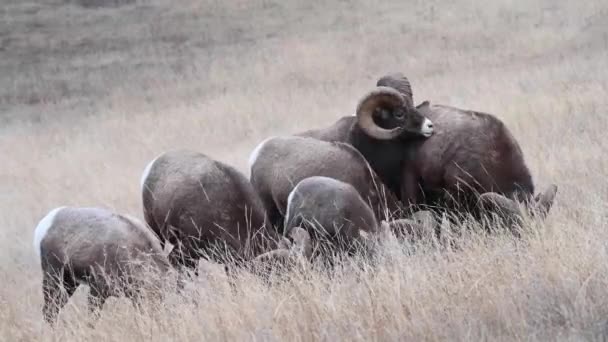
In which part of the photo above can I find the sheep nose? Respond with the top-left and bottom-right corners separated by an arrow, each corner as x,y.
422,118 -> 434,137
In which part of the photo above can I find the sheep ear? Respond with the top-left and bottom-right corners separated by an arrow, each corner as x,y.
533,184 -> 558,219
416,100 -> 431,110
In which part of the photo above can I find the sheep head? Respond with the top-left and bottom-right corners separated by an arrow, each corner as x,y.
356,81 -> 433,140
252,227 -> 313,268
477,184 -> 558,227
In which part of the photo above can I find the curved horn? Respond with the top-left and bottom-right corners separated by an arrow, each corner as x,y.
356,86 -> 407,140
477,192 -> 522,223
289,227 -> 312,260
533,184 -> 558,220
376,72 -> 414,105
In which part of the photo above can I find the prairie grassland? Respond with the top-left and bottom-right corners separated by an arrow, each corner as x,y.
1,0 -> 607,340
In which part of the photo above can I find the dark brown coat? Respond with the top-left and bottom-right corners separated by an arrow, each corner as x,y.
399,101 -> 535,213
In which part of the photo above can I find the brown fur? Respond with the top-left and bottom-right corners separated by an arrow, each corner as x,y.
141,150 -> 280,273
36,206 -> 169,324
249,136 -> 402,234
375,74 -> 536,215
400,102 -> 534,214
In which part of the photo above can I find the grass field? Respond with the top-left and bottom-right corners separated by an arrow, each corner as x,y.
1,0 -> 608,340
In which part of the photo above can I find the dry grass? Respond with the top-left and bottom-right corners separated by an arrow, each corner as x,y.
2,0 -> 608,340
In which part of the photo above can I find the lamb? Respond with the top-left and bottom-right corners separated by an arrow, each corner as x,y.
34,206 -> 170,324
283,176 -> 379,255
284,176 -> 439,257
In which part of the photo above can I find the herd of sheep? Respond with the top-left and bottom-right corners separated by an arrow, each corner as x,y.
33,72 -> 558,325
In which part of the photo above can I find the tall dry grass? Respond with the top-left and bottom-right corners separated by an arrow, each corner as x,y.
1,0 -> 607,340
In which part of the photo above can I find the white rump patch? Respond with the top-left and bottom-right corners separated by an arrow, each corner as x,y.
33,206 -> 66,260
247,137 -> 275,180
421,118 -> 434,137
140,154 -> 161,191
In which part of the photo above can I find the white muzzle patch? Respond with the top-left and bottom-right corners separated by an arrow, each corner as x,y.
421,118 -> 434,137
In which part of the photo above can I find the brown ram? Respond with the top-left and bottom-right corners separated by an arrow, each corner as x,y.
298,73 -> 557,222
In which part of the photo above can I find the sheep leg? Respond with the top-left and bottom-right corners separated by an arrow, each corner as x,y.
167,244 -> 200,290
128,292 -> 145,314
254,190 -> 283,234
42,268 -> 77,325
144,211 -> 165,250
224,263 -> 238,294
400,168 -> 420,211
267,206 -> 285,235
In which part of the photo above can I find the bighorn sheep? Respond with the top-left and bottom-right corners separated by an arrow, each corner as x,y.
284,176 -> 439,253
283,176 -> 379,256
141,149 -> 297,274
34,206 -> 170,324
248,136 -> 404,234
298,73 -> 557,221
296,82 -> 434,203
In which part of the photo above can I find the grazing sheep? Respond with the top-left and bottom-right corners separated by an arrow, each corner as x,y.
34,206 -> 170,324
141,149 -> 283,274
283,176 -> 380,256
249,136 -> 403,234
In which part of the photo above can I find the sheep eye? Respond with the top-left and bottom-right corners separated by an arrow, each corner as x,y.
394,112 -> 405,119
